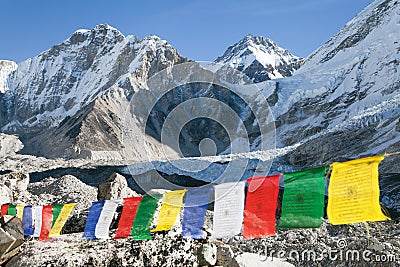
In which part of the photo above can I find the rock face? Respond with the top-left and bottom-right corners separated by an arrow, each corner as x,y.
97,172 -> 139,201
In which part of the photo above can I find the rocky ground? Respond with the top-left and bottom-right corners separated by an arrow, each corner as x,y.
0,170 -> 398,267
1,134 -> 399,266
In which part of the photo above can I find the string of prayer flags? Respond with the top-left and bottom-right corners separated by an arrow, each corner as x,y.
33,206 -> 43,237
243,175 -> 280,239
49,203 -> 76,237
211,181 -> 245,240
327,156 -> 390,225
39,205 -> 53,241
131,194 -> 162,240
1,204 -> 8,216
83,201 -> 105,240
95,200 -> 119,239
279,167 -> 326,228
22,205 -> 34,236
152,190 -> 186,232
114,196 -> 143,239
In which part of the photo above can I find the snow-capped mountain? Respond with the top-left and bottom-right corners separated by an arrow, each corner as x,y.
215,34 -> 302,82
1,24 -> 186,134
270,0 -> 400,172
0,24 -> 188,158
0,0 -> 398,175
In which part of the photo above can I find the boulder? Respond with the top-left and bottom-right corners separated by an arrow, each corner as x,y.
98,173 -> 139,201
0,216 -> 24,265
0,172 -> 29,203
0,134 -> 23,157
217,244 -> 238,267
0,185 -> 12,205
197,243 -> 217,266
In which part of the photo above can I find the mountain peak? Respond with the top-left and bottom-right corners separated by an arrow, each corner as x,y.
240,34 -> 275,48
215,34 -> 302,82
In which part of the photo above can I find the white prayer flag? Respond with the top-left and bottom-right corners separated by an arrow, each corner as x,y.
32,206 -> 43,237
95,200 -> 119,239
211,181 -> 245,239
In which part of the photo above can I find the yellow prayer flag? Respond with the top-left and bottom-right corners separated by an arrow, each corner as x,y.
151,190 -> 186,232
49,203 -> 76,237
327,156 -> 390,225
16,205 -> 24,220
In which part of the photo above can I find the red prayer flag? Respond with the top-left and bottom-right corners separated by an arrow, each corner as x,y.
114,196 -> 143,239
1,204 -> 9,217
39,205 -> 53,241
243,174 -> 280,239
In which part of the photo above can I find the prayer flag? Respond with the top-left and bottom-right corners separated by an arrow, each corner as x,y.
83,201 -> 105,240
327,156 -> 390,225
131,194 -> 161,240
32,206 -> 43,237
22,205 -> 34,236
8,205 -> 16,216
1,204 -> 9,217
16,205 -> 24,220
49,203 -> 76,237
39,205 -> 53,241
182,187 -> 213,239
52,204 -> 64,227
152,190 -> 186,232
114,196 -> 142,239
243,175 -> 280,239
95,200 -> 119,239
211,182 -> 245,239
279,167 -> 326,228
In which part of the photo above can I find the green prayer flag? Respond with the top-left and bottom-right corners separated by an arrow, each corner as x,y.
279,166 -> 326,228
52,204 -> 64,227
8,205 -> 17,216
131,194 -> 162,240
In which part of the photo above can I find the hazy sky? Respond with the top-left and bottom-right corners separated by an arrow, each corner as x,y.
1,0 -> 373,62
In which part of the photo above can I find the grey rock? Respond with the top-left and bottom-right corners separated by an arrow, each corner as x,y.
97,173 -> 139,201
217,244 -> 238,267
0,216 -> 24,265
0,172 -> 29,202
197,243 -> 217,266
0,185 -> 12,205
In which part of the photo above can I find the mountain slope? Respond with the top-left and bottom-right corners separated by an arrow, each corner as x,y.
0,24 -> 188,158
215,34 -> 302,82
268,0 -> 400,171
1,24 -> 186,134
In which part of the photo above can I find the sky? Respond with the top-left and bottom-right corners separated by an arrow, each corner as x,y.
1,0 -> 373,63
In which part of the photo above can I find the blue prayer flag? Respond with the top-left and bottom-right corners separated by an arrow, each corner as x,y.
22,205 -> 34,236
182,186 -> 213,239
83,201 -> 105,240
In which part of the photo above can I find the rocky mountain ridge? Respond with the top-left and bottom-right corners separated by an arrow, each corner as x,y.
0,1 -> 398,177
